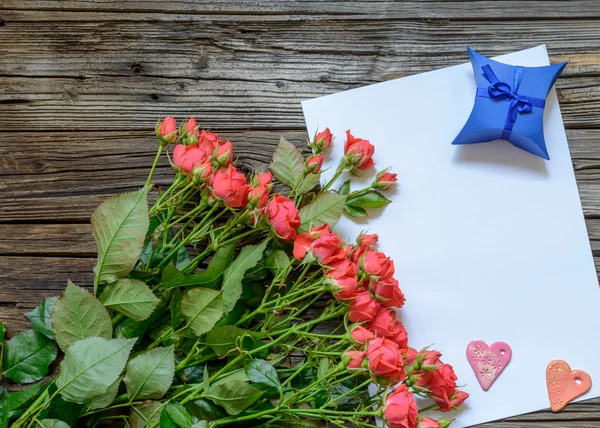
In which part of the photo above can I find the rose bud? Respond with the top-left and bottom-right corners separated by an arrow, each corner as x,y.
374,170 -> 398,190
248,183 -> 270,209
357,232 -> 378,248
209,165 -> 249,208
349,290 -> 381,323
343,130 -> 375,171
417,418 -> 441,428
253,171 -> 273,188
366,337 -> 406,382
214,140 -> 233,166
311,127 -> 333,152
156,116 -> 178,144
344,350 -> 366,369
383,384 -> 418,428
181,118 -> 200,144
350,325 -> 375,344
191,159 -> 213,185
173,144 -> 206,175
266,194 -> 301,241
449,390 -> 469,410
305,154 -> 324,174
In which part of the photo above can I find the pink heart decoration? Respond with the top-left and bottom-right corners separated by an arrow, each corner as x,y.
466,340 -> 512,391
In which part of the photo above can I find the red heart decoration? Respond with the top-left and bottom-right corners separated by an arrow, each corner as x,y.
546,360 -> 592,412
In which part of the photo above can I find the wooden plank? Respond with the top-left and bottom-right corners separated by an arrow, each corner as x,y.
0,20 -> 599,79
1,129 -> 600,221
0,75 -> 597,131
1,20 -> 600,131
2,1 -> 600,20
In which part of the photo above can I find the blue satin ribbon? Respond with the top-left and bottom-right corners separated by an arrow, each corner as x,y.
476,64 -> 545,140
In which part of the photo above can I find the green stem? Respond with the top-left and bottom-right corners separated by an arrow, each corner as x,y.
145,144 -> 165,187
321,166 -> 345,193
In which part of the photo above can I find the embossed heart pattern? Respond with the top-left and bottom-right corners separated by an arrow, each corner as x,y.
466,340 -> 512,391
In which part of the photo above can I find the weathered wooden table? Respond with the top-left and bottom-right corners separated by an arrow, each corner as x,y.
1,1 -> 600,426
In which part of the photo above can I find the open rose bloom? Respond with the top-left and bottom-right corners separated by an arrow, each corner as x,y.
27,118 -> 466,428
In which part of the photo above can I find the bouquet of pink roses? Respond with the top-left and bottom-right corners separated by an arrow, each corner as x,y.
2,117 -> 467,428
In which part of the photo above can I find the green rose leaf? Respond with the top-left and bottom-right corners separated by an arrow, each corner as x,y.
124,346 -> 174,401
170,289 -> 184,329
52,280 -> 112,352
269,137 -> 305,188
165,402 -> 193,428
36,419 -> 70,428
297,173 -> 321,194
204,326 -> 257,357
99,278 -> 159,322
181,288 -> 223,336
185,399 -> 225,422
183,242 -> 237,288
298,191 -> 347,232
191,422 -> 209,428
129,400 -> 161,428
264,250 -> 290,276
159,409 -> 178,428
38,389 -> 82,427
346,190 -> 391,209
92,187 -> 150,289
244,359 -> 281,391
207,380 -> 264,415
56,337 -> 135,404
25,296 -> 58,339
3,330 -> 57,384
343,204 -> 367,218
0,382 -> 41,414
338,180 -> 351,195
161,264 -> 186,289
87,377 -> 121,411
222,240 -> 268,313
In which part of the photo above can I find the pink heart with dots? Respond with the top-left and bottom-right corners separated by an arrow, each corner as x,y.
466,340 -> 512,391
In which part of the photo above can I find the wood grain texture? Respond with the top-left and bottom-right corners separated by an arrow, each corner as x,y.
2,1 -> 600,425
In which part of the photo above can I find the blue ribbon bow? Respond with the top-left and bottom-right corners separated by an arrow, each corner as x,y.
476,64 -> 545,140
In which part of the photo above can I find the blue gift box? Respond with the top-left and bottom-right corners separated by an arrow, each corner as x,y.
452,47 -> 567,160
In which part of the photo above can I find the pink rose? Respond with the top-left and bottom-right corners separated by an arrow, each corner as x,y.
417,363 -> 469,412
266,194 -> 301,241
344,130 -> 375,171
215,140 -> 233,166
292,225 -> 345,266
375,171 -> 398,190
383,384 -> 418,428
390,321 -> 408,349
313,128 -> 333,151
358,233 -> 378,247
326,259 -> 359,300
361,250 -> 395,283
366,337 -> 406,382
367,307 -> 397,337
248,171 -> 273,209
350,326 -> 375,344
198,130 -> 219,157
345,350 -> 366,369
157,116 -> 178,143
349,290 -> 380,323
173,144 -> 206,175
372,278 -> 406,308
417,418 -> 440,428
209,165 -> 249,208
306,154 -> 324,173
256,171 -> 273,186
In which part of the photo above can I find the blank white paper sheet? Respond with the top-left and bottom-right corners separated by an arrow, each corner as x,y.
301,45 -> 600,426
